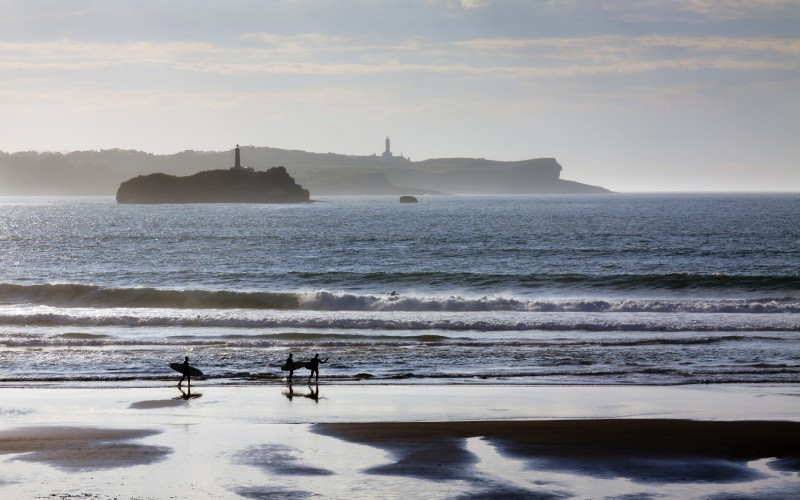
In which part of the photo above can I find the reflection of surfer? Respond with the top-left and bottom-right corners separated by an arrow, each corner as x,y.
282,382 -> 295,401
285,353 -> 295,382
307,354 -> 329,384
177,386 -> 201,400
178,356 -> 191,388
305,384 -> 320,402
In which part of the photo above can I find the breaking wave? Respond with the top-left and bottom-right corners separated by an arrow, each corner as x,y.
0,309 -> 797,332
289,271 -> 800,293
298,291 -> 800,314
1,283 -> 799,314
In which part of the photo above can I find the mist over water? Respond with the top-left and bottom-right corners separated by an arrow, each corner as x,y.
0,194 -> 798,385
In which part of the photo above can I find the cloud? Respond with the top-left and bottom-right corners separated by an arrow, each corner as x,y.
455,34 -> 800,54
453,35 -> 800,72
450,0 -> 493,9
0,39 -> 223,70
2,33 -> 796,77
676,0 -> 795,20
600,0 -> 798,23
640,35 -> 800,54
239,33 -> 347,54
0,85 -> 383,112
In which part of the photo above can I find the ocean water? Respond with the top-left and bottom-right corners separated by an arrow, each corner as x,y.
0,194 -> 798,386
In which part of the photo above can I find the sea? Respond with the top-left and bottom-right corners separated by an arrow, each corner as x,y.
0,194 -> 798,387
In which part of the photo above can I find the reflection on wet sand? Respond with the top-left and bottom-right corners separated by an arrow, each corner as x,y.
0,427 -> 172,470
282,382 -> 322,403
313,420 -> 800,486
175,386 -> 202,400
129,386 -> 202,409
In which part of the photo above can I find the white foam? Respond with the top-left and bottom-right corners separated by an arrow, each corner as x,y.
298,291 -> 800,314
0,305 -> 797,332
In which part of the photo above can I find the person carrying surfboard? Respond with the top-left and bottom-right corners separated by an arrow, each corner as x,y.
178,356 -> 191,388
169,357 -> 203,388
307,353 -> 329,384
285,353 -> 295,382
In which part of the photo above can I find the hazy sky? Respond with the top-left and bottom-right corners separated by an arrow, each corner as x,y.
1,0 -> 798,191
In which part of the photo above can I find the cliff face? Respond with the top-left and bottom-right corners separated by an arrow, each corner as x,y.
2,147 -> 611,196
384,158 -> 592,195
116,166 -> 309,204
296,169 -> 442,196
295,157 -> 609,195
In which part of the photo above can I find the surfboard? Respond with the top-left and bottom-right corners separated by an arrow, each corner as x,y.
281,361 -> 307,371
169,362 -> 203,377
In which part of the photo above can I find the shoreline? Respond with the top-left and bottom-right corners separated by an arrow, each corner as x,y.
4,378 -> 800,388
1,383 -> 799,424
1,384 -> 799,498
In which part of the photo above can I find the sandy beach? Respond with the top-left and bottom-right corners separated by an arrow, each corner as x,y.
0,383 -> 798,499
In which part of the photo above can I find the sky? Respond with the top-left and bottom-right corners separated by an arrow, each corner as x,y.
0,0 -> 798,191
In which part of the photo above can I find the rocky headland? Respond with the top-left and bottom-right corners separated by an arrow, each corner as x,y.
116,166 -> 309,204
2,142 -> 611,196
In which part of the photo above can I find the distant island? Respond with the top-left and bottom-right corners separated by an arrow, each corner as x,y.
1,138 -> 611,196
116,146 -> 309,204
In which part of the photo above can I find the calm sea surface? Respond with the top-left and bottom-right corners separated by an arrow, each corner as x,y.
0,194 -> 798,385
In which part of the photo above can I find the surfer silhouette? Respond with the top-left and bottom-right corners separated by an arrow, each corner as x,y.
285,353 -> 295,382
307,353 -> 329,384
170,356 -> 203,388
178,356 -> 191,388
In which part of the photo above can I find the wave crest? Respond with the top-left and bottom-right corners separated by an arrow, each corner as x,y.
0,310 -> 797,332
1,283 -> 799,315
298,291 -> 800,314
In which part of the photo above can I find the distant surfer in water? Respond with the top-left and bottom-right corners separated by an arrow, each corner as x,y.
307,353 -> 329,384
178,356 -> 191,388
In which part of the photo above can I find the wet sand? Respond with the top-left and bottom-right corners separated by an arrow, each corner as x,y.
0,427 -> 171,470
315,420 -> 800,483
0,384 -> 798,498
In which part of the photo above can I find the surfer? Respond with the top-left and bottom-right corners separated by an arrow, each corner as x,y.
307,353 -> 329,384
285,353 -> 295,382
178,356 -> 191,388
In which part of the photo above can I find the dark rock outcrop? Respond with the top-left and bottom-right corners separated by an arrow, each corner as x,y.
116,166 -> 309,204
399,196 -> 418,203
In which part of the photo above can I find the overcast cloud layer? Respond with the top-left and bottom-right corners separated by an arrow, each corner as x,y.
1,0 -> 798,191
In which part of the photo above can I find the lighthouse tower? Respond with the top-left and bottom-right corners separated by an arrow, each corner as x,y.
234,144 -> 241,169
381,137 -> 393,159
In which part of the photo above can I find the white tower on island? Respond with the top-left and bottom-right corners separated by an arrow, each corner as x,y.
382,137 -> 393,159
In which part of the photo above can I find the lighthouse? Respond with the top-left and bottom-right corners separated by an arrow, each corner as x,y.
382,137 -> 393,159
230,144 -> 253,172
